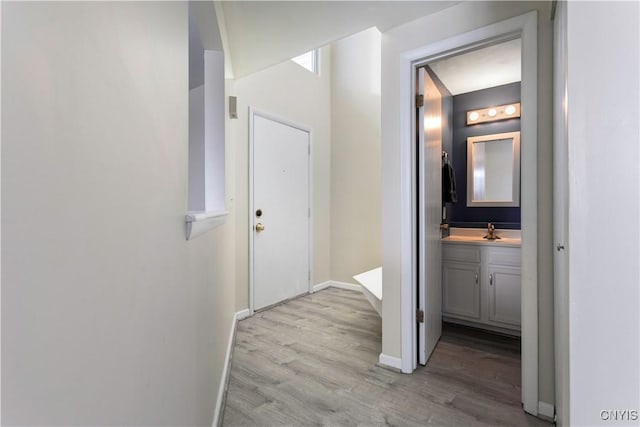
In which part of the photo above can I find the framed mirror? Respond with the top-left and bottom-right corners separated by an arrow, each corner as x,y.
466,131 -> 520,207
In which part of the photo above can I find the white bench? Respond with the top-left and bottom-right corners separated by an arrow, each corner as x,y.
353,267 -> 382,317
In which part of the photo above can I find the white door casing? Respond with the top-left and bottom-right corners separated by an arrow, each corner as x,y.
249,109 -> 311,312
417,67 -> 443,365
553,1 -> 569,423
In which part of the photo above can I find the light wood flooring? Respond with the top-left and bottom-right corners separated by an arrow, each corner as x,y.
221,288 -> 551,427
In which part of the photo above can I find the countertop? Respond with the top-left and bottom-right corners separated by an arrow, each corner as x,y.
442,227 -> 521,248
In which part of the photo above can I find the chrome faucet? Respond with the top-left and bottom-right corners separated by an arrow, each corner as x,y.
484,223 -> 501,240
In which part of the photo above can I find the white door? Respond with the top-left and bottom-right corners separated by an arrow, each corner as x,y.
251,111 -> 310,311
417,67 -> 443,365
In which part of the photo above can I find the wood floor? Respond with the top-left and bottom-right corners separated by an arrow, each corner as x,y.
221,288 -> 551,427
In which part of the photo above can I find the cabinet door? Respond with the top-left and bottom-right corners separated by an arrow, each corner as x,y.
487,265 -> 521,328
442,262 -> 480,320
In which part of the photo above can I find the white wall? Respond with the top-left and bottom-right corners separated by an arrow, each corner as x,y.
1,2 -> 236,425
189,85 -> 207,211
566,2 -> 640,425
203,50 -> 226,212
188,50 -> 226,213
381,0 -> 555,405
330,28 -> 382,284
219,1 -> 456,78
230,47 -> 332,311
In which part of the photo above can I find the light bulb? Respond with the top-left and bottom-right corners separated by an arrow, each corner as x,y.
488,108 -> 497,117
469,111 -> 479,121
505,105 -> 516,115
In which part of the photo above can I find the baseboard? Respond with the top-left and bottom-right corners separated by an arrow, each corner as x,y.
537,401 -> 555,421
235,308 -> 251,321
312,281 -> 333,293
378,353 -> 402,371
443,316 -> 520,337
312,280 -> 362,293
329,280 -> 362,292
212,310 -> 242,427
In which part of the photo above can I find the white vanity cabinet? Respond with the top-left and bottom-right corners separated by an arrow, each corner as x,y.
486,246 -> 521,329
442,244 -> 481,320
442,262 -> 480,319
442,241 -> 521,334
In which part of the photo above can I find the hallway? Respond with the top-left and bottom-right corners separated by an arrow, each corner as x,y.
221,288 -> 550,426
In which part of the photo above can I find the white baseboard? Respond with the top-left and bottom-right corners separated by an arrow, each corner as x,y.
313,280 -> 362,293
378,353 -> 402,371
212,310 -> 243,427
312,281 -> 333,293
330,280 -> 362,292
235,308 -> 251,321
538,401 -> 555,420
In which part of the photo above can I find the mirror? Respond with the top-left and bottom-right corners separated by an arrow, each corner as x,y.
466,131 -> 520,207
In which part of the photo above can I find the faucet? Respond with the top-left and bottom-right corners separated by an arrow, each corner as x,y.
484,223 -> 501,240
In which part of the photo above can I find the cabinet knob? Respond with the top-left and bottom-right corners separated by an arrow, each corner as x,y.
490,273 -> 493,286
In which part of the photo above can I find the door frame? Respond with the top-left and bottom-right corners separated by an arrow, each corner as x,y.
552,1 -> 569,424
248,107 -> 313,314
401,11 -> 539,415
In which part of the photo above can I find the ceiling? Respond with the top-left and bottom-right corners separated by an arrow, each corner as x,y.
427,38 -> 522,95
219,1 -> 459,78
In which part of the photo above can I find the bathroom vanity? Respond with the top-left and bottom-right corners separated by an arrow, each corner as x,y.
442,228 -> 521,335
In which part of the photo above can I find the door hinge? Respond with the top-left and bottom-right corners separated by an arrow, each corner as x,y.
415,94 -> 424,108
416,309 -> 425,323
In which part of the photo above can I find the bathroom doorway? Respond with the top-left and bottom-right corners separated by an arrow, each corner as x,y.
417,37 -> 523,363
405,12 -> 540,416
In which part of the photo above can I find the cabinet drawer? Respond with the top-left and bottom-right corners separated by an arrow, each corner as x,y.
442,244 -> 481,263
486,247 -> 521,266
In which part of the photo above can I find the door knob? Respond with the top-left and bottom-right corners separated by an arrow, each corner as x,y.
255,223 -> 265,232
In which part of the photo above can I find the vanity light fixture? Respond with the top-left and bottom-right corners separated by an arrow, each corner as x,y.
466,102 -> 521,125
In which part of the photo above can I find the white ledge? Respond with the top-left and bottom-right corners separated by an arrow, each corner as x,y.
353,267 -> 382,317
185,210 -> 228,240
